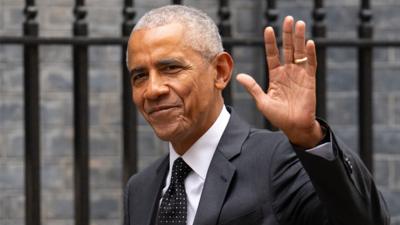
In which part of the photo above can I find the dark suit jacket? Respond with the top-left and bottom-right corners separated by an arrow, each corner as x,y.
124,107 -> 390,225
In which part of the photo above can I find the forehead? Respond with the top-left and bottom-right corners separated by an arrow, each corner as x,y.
131,23 -> 185,43
127,23 -> 192,65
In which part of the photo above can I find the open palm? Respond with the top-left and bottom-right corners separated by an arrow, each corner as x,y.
236,16 -> 322,148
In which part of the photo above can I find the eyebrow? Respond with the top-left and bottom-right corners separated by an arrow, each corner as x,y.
129,58 -> 187,76
155,58 -> 184,67
130,67 -> 146,77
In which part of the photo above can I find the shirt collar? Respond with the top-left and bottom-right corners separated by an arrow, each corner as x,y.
169,105 -> 231,180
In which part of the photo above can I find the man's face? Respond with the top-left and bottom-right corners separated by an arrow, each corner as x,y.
127,23 -> 224,152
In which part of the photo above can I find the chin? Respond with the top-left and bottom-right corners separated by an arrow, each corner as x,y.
147,116 -> 188,141
153,130 -> 179,142
152,124 -> 182,142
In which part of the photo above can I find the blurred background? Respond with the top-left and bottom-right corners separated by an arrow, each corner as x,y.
0,0 -> 400,224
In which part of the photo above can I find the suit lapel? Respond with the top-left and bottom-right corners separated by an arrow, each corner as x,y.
142,156 -> 169,225
193,107 -> 250,225
193,151 -> 235,225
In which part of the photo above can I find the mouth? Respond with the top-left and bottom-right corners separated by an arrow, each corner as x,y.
147,105 -> 180,115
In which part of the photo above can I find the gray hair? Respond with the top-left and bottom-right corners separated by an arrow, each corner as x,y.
129,5 -> 224,60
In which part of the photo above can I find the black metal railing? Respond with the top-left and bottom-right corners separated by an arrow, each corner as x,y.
312,0 -> 327,119
121,0 -> 137,195
218,0 -> 233,106
73,1 -> 89,225
23,1 -> 40,225
1,0 -> 400,225
358,0 -> 374,174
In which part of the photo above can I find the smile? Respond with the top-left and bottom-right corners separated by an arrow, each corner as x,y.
147,105 -> 180,115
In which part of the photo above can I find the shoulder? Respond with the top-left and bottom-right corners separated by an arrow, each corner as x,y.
243,128 -> 292,157
246,128 -> 287,144
234,127 -> 297,177
125,155 -> 168,192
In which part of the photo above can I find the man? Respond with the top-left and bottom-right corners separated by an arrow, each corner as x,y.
124,5 -> 389,225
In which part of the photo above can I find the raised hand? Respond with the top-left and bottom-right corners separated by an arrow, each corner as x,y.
236,16 -> 324,149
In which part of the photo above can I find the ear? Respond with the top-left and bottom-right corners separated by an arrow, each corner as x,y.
213,52 -> 234,90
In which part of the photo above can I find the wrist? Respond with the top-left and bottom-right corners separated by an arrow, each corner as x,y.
286,120 -> 326,149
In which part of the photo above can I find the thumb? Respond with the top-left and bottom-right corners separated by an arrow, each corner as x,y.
236,73 -> 265,102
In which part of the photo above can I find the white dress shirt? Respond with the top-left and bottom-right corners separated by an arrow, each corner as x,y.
162,106 -> 230,225
162,106 -> 334,225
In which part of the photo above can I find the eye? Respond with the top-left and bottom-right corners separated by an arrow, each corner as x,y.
162,64 -> 183,74
131,72 -> 148,86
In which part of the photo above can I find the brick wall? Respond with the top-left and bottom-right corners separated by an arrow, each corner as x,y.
1,0 -> 399,224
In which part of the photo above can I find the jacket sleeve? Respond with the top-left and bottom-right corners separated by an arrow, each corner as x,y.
269,121 -> 390,225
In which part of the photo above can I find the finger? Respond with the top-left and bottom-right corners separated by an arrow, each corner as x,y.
236,73 -> 265,102
294,20 -> 307,62
306,40 -> 317,76
282,16 -> 294,64
264,27 -> 280,70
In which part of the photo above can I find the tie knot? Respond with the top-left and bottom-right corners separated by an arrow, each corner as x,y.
171,157 -> 192,182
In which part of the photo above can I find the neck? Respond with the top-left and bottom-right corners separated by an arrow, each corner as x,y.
171,101 -> 224,155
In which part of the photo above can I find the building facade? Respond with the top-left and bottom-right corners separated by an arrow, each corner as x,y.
1,0 -> 400,224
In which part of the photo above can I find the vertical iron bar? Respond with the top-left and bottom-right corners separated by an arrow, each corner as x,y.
73,1 -> 89,225
172,0 -> 182,4
264,0 -> 278,129
358,0 -> 373,172
312,0 -> 327,119
23,1 -> 41,225
218,0 -> 232,106
265,0 -> 279,32
122,0 -> 137,186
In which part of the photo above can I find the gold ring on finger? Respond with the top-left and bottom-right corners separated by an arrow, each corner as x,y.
294,57 -> 308,64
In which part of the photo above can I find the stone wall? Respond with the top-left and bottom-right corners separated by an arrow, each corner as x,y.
0,0 -> 399,224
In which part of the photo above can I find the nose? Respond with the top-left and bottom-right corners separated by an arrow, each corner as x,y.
143,72 -> 169,100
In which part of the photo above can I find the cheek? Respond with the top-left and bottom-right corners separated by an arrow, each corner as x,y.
169,76 -> 195,99
195,74 -> 215,96
185,77 -> 215,108
132,90 -> 143,108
